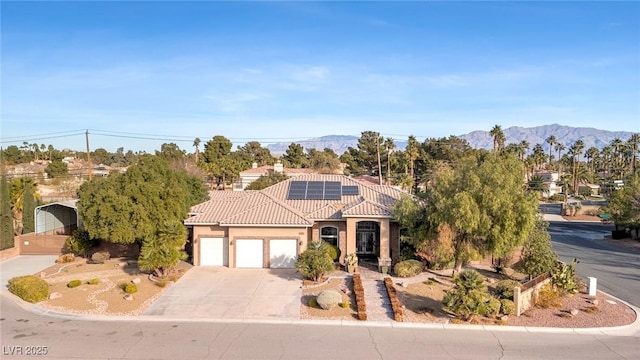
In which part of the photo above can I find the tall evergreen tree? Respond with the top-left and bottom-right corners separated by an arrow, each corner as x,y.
22,183 -> 35,233
0,175 -> 15,249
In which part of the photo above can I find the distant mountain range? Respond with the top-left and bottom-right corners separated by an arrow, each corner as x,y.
266,124 -> 636,155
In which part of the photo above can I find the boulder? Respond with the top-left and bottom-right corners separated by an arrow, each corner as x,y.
131,277 -> 141,285
90,251 -> 110,264
592,299 -> 599,306
124,294 -> 134,301
570,309 -> 579,316
316,290 -> 342,310
49,292 -> 62,300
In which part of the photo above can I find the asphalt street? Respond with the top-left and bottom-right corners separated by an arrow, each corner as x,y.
1,296 -> 638,360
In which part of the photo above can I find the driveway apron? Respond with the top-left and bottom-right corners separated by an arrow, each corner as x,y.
1,255 -> 59,291
144,267 -> 302,320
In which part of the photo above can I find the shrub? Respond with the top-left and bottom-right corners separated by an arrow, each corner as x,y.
442,270 -> 489,320
480,297 -> 501,317
308,297 -> 318,308
536,283 -> 562,309
326,244 -> 341,262
64,229 -> 99,257
155,278 -> 168,288
352,273 -> 367,321
548,194 -> 564,202
123,283 -> 138,294
87,278 -> 100,285
57,253 -> 75,263
295,241 -> 334,281
67,280 -> 82,288
494,280 -> 522,300
340,301 -> 350,308
500,299 -> 515,315
8,276 -> 49,303
393,259 -> 423,278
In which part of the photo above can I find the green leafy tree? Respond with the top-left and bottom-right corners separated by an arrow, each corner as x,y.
45,160 -> 68,179
295,241 -> 334,281
77,155 -> 208,245
156,143 -> 186,161
605,176 -> 640,237
307,148 -> 341,173
138,221 -> 188,278
201,135 -> 235,188
64,229 -> 99,257
427,155 -> 538,274
283,143 -> 306,168
236,141 -> 274,167
10,177 -> 39,235
516,218 -> 558,279
344,131 -> 384,176
0,175 -> 14,250
245,172 -> 289,190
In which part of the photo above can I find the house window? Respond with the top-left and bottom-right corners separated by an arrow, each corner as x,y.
320,226 -> 339,246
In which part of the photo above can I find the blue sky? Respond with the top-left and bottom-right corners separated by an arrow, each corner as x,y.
1,1 -> 639,152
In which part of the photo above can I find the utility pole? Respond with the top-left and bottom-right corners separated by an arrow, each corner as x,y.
85,130 -> 92,180
376,134 -> 382,185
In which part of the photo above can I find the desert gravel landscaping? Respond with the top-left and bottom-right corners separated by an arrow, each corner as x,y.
36,258 -> 189,316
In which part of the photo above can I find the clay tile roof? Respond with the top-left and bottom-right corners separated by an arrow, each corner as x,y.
186,174 -> 407,226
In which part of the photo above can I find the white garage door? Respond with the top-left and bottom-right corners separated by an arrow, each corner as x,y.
200,237 -> 228,266
270,239 -> 298,268
236,239 -> 264,268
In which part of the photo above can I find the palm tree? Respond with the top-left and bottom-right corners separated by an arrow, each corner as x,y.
489,125 -> 505,154
585,147 -> 599,174
611,138 -> 624,168
601,146 -> 613,179
545,135 -> 556,167
555,142 -> 565,174
193,137 -> 201,164
406,135 -> 420,191
47,145 -> 54,162
569,140 -> 584,195
628,133 -> 639,175
384,137 -> 395,185
519,140 -> 529,162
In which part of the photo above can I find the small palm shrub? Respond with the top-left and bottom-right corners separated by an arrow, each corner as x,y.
393,259 -> 423,277
8,276 -> 49,303
500,299 -> 515,315
494,280 -> 522,300
442,270 -> 489,320
67,280 -> 82,288
295,241 -> 334,281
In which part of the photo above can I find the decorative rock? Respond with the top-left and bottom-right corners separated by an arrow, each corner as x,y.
592,299 -> 599,306
131,277 -> 141,284
90,251 -> 110,264
570,309 -> 579,316
49,292 -> 62,300
402,281 -> 410,288
606,300 -> 616,305
316,290 -> 342,310
500,315 -> 509,321
124,294 -> 134,301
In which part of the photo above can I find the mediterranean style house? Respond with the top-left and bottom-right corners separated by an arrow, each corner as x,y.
185,174 -> 407,272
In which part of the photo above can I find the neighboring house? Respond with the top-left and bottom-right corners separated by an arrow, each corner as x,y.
233,161 -> 318,191
577,182 -> 600,196
533,170 -> 562,196
185,174 -> 407,271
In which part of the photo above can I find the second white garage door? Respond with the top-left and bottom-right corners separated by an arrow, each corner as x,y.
269,239 -> 298,268
235,239 -> 264,268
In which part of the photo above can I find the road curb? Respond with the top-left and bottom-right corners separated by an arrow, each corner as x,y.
3,289 -> 638,336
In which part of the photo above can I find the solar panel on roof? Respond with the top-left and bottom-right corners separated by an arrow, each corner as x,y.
287,181 -> 308,200
306,181 -> 325,200
324,181 -> 342,200
342,185 -> 359,195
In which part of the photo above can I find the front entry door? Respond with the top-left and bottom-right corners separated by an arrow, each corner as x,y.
356,231 -> 375,254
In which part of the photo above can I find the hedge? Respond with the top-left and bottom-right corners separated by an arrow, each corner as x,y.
8,275 -> 49,303
352,273 -> 367,321
384,277 -> 403,322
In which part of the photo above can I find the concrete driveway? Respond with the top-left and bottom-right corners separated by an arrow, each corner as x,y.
0,255 -> 59,291
144,267 -> 302,320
